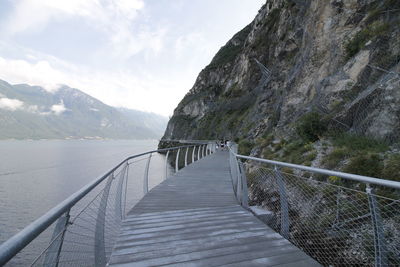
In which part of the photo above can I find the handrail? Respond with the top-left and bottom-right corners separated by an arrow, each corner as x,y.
0,145 -> 198,266
160,139 -> 218,144
234,154 -> 400,190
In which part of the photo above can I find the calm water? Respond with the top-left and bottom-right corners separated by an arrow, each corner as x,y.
0,140 -> 167,265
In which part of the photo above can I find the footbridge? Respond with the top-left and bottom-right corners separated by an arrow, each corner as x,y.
0,142 -> 399,266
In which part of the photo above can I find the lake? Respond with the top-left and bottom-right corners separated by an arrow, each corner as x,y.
0,140 -> 168,265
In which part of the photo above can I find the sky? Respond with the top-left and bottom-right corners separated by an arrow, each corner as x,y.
0,0 -> 264,116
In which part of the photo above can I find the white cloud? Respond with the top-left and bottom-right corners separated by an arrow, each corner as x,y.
3,0 -> 154,60
26,105 -> 39,113
50,101 -> 67,115
0,96 -> 61,115
3,0 -> 102,35
0,57 -> 62,92
0,97 -> 24,111
114,0 -> 144,19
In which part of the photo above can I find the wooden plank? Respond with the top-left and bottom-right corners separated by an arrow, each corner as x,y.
109,151 -> 321,266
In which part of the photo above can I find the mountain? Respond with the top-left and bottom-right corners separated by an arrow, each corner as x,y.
0,80 -> 167,139
161,0 -> 399,178
117,108 -> 168,137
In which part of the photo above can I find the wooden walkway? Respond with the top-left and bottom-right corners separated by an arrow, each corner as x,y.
109,151 -> 321,267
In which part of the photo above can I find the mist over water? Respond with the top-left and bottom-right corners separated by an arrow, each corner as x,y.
0,140 -> 167,265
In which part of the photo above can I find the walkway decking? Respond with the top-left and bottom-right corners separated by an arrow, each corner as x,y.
109,151 -> 321,266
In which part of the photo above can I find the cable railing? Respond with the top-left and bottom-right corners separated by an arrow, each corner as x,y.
228,142 -> 400,267
0,142 -> 216,266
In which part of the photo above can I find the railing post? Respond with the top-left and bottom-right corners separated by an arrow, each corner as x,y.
274,165 -> 290,239
95,173 -> 114,267
115,162 -> 128,222
229,152 -> 238,195
235,158 -> 242,203
202,145 -> 205,158
229,145 -> 239,195
123,164 -> 129,218
175,148 -> 180,172
238,161 -> 249,208
143,153 -> 152,194
197,145 -> 201,160
184,147 -> 189,167
366,185 -> 387,267
43,210 -> 70,267
192,146 -> 195,163
164,150 -> 170,180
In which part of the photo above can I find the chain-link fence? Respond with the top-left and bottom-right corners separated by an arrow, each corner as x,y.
229,143 -> 400,267
311,2 -> 400,144
0,144 -> 215,266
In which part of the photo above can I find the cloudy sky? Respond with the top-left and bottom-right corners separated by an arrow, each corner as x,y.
0,0 -> 264,116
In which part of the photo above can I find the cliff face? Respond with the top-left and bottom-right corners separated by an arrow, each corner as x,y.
162,0 -> 400,149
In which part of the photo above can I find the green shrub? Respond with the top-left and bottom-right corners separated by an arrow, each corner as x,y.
262,147 -> 275,159
207,24 -> 251,69
238,139 -> 254,155
345,21 -> 390,59
305,150 -> 317,162
332,133 -> 388,152
328,176 -> 343,186
322,148 -> 351,169
265,8 -> 281,30
383,153 -> 400,181
296,112 -> 327,142
257,133 -> 274,148
344,153 -> 384,177
281,167 -> 294,175
272,139 -> 286,151
282,140 -> 305,156
280,140 -> 314,165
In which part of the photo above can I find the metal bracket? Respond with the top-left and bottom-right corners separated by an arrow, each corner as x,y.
143,154 -> 152,194
175,148 -> 180,172
184,147 -> 189,167
164,150 -> 170,180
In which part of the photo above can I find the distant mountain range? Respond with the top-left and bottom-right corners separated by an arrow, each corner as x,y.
0,79 -> 168,139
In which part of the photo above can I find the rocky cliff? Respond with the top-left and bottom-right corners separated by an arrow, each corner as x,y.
161,0 -> 400,176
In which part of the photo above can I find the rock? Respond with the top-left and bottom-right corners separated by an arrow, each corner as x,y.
161,0 -> 400,145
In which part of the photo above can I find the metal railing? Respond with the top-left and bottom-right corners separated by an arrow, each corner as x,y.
0,143 -> 216,266
228,142 -> 400,267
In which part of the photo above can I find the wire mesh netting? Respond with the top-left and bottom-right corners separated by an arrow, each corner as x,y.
313,63 -> 400,144
30,161 -> 129,267
245,162 -> 400,266
309,0 -> 400,145
2,145 -> 213,266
